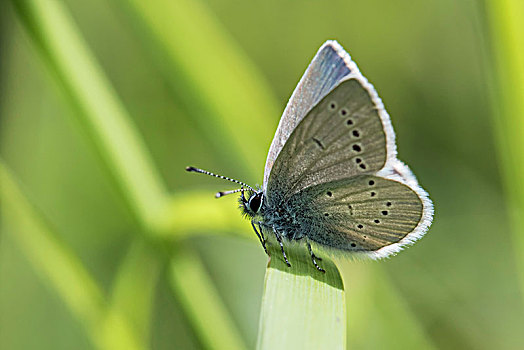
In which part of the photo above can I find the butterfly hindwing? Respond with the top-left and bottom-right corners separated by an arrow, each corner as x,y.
288,175 -> 424,254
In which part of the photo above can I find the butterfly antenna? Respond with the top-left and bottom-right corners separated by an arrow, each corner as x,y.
185,166 -> 256,192
215,188 -> 243,198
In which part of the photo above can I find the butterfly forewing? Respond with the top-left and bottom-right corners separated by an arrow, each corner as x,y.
263,41 -> 354,188
266,78 -> 388,205
289,176 -> 423,252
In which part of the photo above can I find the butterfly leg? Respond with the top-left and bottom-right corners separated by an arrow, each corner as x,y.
307,241 -> 325,273
251,220 -> 268,255
274,230 -> 291,267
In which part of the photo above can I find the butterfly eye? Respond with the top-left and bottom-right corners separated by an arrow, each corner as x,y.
249,193 -> 262,213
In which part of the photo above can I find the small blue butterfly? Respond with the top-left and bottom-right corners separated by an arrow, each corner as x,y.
187,40 -> 433,272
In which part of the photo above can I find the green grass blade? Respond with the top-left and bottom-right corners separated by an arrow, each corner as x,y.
256,244 -> 345,349
346,264 -> 436,350
109,239 -> 163,345
0,160 -> 143,350
485,0 -> 524,298
158,191 -> 251,239
118,0 -> 279,179
12,0 -> 169,231
169,246 -> 247,350
12,1 -> 248,347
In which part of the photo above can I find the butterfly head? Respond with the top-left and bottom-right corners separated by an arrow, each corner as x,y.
240,189 -> 264,218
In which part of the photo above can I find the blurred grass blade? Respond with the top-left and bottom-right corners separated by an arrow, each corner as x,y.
0,160 -> 143,350
158,191 -> 252,240
485,0 -> 524,297
12,2 -> 250,347
0,160 -> 103,343
257,245 -> 345,350
346,264 -> 436,350
12,0 -> 169,232
109,239 -> 163,344
118,0 -> 279,180
169,246 -> 247,350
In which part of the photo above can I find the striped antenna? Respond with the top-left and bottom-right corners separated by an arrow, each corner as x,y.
185,166 -> 256,192
215,188 -> 243,198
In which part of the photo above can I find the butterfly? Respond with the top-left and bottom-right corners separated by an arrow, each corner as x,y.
187,40 -> 433,272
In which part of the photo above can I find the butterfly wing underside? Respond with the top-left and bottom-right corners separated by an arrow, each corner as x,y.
266,78 -> 390,203
265,63 -> 432,257
289,175 -> 424,257
263,41 -> 355,189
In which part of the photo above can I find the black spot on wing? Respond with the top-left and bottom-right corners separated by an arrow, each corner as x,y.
312,137 -> 325,149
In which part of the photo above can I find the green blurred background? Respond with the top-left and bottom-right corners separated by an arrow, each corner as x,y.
1,0 -> 524,349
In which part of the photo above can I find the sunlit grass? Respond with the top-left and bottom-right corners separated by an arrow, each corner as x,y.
10,0 -> 246,348
485,0 -> 524,300
3,0 -> 523,348
0,161 -> 142,350
257,244 -> 345,349
13,0 -> 168,232
118,0 -> 279,181
170,247 -> 247,350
